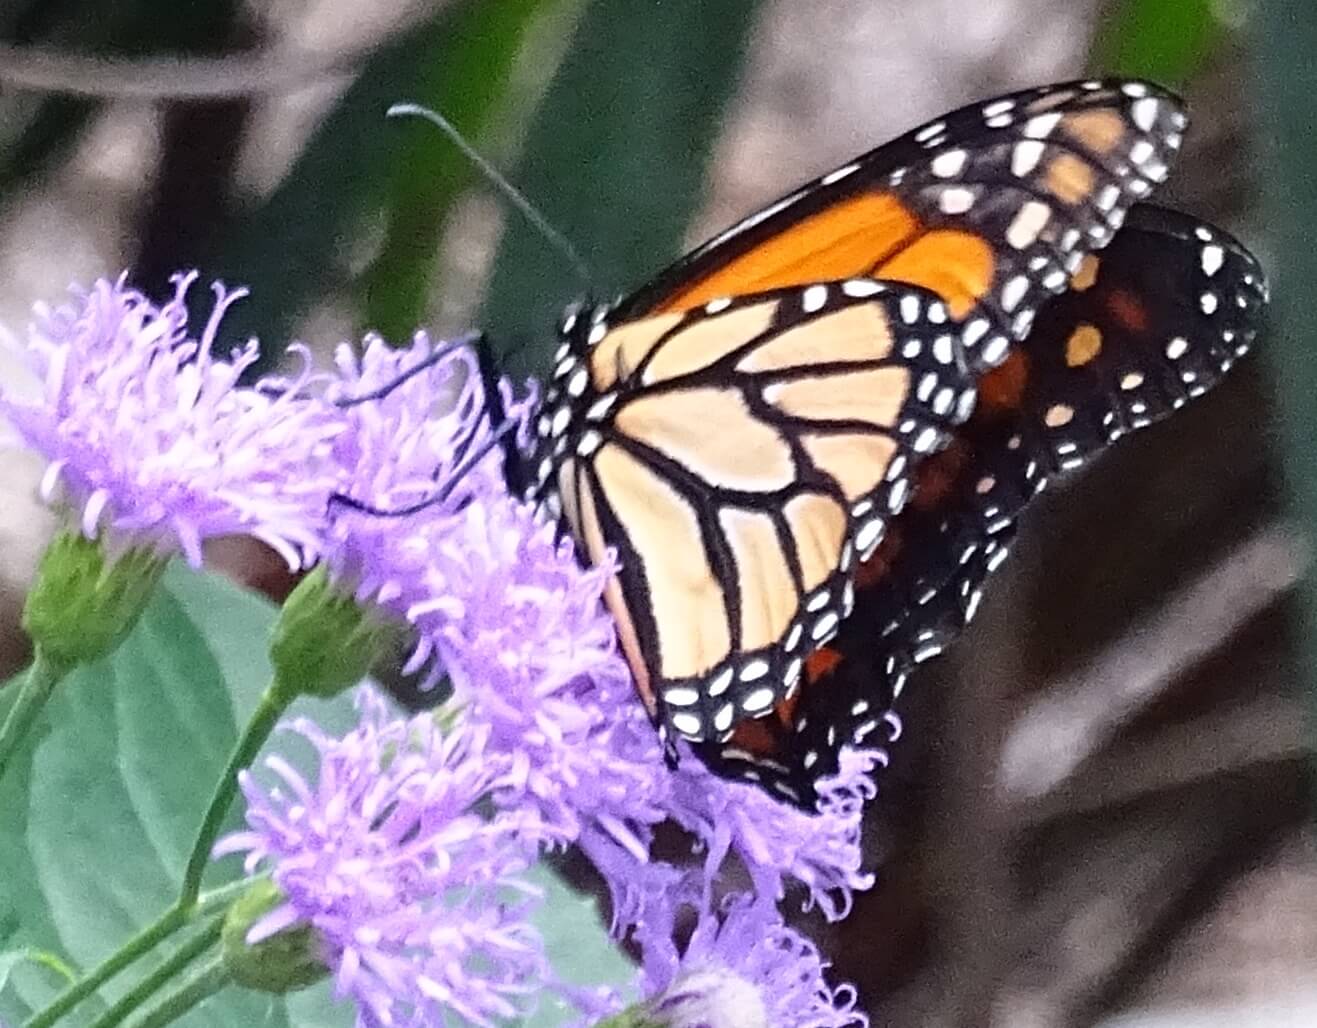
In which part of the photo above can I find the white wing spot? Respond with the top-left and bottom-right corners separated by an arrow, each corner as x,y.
742,687 -> 775,712
963,318 -> 990,348
708,667 -> 734,696
811,611 -> 840,642
855,517 -> 885,556
1024,112 -> 1062,138
843,278 -> 883,297
576,430 -> 602,456
821,162 -> 861,185
982,335 -> 1010,366
900,294 -> 922,324
915,120 -> 947,143
931,149 -> 968,178
1131,97 -> 1160,131
802,284 -> 829,313
1012,140 -> 1045,177
1006,200 -> 1051,249
983,98 -> 1015,117
1001,275 -> 1029,312
1200,292 -> 1219,315
1201,245 -> 1224,277
933,334 -> 955,365
939,187 -> 975,214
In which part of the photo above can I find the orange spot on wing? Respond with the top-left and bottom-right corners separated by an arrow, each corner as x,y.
876,230 -> 996,318
1105,288 -> 1150,333
656,193 -> 921,313
909,439 -> 972,511
1065,324 -> 1103,366
806,646 -> 843,682
855,527 -> 904,589
977,348 -> 1030,414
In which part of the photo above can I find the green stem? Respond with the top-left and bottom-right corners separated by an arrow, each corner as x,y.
125,957 -> 230,1028
177,683 -> 290,911
24,907 -> 187,1028
23,879 -> 258,1028
0,648 -> 68,783
85,919 -> 223,1028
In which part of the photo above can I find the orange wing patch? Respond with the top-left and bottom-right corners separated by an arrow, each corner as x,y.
655,193 -> 921,314
874,229 -> 997,318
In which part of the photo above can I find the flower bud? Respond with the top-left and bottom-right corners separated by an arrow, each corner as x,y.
220,880 -> 327,994
268,565 -> 399,702
22,531 -> 166,671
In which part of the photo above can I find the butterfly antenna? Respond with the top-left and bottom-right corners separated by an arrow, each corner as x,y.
387,103 -> 596,292
334,331 -> 481,408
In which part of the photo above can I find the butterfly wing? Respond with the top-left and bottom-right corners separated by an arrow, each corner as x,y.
693,204 -> 1269,805
537,281 -> 974,770
615,79 -> 1187,376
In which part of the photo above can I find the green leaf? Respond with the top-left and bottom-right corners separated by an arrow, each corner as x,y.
0,566 -> 353,1026
358,0 -> 574,343
1091,0 -> 1220,86
480,0 -> 761,377
527,864 -> 636,1026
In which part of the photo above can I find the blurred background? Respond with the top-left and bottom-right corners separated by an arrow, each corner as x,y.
0,0 -> 1312,1024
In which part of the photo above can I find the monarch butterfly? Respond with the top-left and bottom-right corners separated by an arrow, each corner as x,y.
490,78 -> 1268,808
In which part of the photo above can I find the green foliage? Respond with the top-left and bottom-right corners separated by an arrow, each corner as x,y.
481,0 -> 762,376
1091,0 -> 1218,85
1256,3 -> 1317,785
357,0 -> 573,343
0,566 -> 632,1025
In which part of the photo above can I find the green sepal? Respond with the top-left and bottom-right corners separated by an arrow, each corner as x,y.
220,880 -> 328,994
21,530 -> 167,672
268,564 -> 401,703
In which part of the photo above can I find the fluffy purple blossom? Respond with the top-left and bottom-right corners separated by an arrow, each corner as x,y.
216,689 -> 561,1028
321,334 -> 668,836
314,330 -> 881,1025
0,272 -> 342,567
663,747 -> 881,920
640,896 -> 867,1028
321,332 -> 878,915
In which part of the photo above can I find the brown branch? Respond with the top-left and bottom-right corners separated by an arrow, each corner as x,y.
998,523 -> 1309,803
0,4 -> 447,100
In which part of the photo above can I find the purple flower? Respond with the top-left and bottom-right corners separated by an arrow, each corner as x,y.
640,896 -> 867,1028
216,688 -> 562,1028
0,272 -> 342,567
322,335 -> 669,837
318,331 -> 884,977
663,746 -> 880,920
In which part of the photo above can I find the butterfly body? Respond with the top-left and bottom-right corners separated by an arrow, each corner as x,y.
497,78 -> 1268,808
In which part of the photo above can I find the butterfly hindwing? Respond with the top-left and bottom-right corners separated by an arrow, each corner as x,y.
616,79 -> 1187,377
695,204 -> 1268,805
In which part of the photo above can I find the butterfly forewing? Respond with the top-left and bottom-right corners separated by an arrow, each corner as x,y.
695,204 -> 1268,804
532,281 -> 975,749
617,80 -> 1186,378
